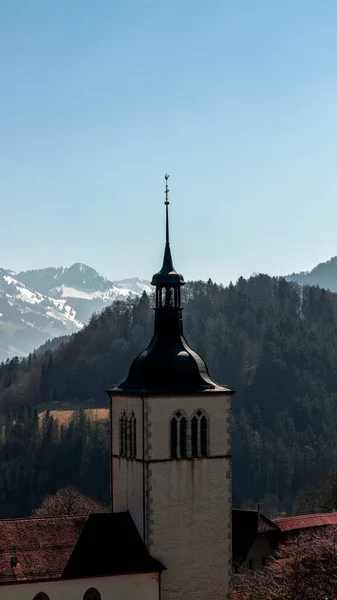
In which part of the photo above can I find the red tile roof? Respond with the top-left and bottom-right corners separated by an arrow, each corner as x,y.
0,512 -> 163,585
0,514 -> 87,583
274,513 -> 337,532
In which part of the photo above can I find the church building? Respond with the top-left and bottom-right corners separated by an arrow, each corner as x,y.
0,177 -> 233,600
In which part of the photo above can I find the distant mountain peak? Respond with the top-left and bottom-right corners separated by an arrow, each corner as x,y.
71,262 -> 88,270
67,262 -> 105,276
286,255 -> 337,292
0,264 -> 151,362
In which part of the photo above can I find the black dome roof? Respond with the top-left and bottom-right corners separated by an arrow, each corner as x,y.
115,316 -> 227,395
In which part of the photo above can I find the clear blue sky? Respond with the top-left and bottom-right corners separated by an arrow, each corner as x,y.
1,0 -> 337,284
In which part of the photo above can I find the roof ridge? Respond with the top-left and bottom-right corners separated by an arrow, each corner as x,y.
232,508 -> 259,513
0,514 -> 90,523
275,512 -> 337,521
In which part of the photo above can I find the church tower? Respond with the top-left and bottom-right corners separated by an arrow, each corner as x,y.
107,176 -> 233,600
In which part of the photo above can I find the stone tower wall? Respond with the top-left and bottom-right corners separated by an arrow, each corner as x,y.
145,394 -> 232,600
111,395 -> 145,541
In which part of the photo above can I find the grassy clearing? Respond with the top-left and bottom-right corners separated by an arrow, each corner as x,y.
38,408 -> 109,426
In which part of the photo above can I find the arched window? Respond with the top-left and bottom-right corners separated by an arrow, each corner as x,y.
170,411 -> 187,458
191,415 -> 198,457
191,410 -> 208,458
119,410 -> 136,459
83,588 -> 101,600
163,287 -> 174,307
126,413 -> 131,457
33,593 -> 50,600
119,410 -> 127,456
130,411 -> 137,458
180,414 -> 187,457
200,414 -> 207,456
171,414 -> 178,458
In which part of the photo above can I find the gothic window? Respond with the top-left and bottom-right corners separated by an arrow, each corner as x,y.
130,411 -> 137,458
119,410 -> 127,456
33,594 -> 50,600
180,414 -> 187,457
191,410 -> 208,458
171,414 -> 178,458
126,413 -> 131,457
191,415 -> 198,457
83,588 -> 101,600
200,415 -> 207,456
119,410 -> 137,459
170,410 -> 187,458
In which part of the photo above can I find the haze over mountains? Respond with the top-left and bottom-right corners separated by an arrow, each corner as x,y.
0,263 -> 151,362
1,255 -> 337,364
286,256 -> 337,292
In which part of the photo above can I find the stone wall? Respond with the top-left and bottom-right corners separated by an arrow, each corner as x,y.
0,573 -> 159,600
111,392 -> 232,600
146,394 -> 232,600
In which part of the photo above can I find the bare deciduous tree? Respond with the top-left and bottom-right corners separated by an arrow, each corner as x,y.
234,526 -> 337,600
32,486 -> 106,517
294,471 -> 337,514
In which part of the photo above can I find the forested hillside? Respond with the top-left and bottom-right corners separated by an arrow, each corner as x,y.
1,275 -> 337,516
0,407 -> 109,517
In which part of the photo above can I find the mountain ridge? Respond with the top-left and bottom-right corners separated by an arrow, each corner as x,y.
286,255 -> 337,291
3,253 -> 337,363
0,263 -> 151,362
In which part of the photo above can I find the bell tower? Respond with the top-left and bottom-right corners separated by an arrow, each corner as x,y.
107,175 -> 233,600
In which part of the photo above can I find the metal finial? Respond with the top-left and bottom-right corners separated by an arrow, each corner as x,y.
164,173 -> 169,205
164,174 -> 170,244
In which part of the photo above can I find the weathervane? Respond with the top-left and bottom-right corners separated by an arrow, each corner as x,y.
164,174 -> 170,244
164,173 -> 169,205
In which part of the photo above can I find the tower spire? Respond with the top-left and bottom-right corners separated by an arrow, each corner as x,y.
108,175 -> 232,395
151,173 -> 181,282
165,173 -> 170,245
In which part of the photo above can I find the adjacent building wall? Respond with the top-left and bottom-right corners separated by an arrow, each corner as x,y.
240,533 -> 274,572
0,573 -> 159,600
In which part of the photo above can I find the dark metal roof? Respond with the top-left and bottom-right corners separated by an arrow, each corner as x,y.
64,512 -> 164,578
151,243 -> 185,286
110,321 -> 231,396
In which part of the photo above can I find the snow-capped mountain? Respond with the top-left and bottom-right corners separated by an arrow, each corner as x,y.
0,264 -> 151,362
